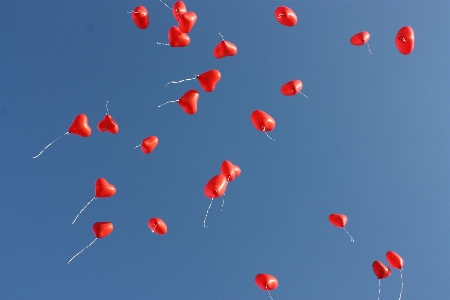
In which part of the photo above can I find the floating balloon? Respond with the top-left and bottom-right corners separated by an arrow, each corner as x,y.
251,110 -> 276,141
178,11 -> 197,33
148,218 -> 168,235
373,260 -> 391,300
234,165 -> 241,177
172,1 -> 187,21
280,80 -> 308,98
165,70 -> 221,93
255,273 -> 278,300
214,33 -> 237,59
135,136 -> 159,154
350,31 -> 372,54
203,174 -> 228,227
72,178 -> 116,224
33,114 -> 91,158
328,213 -> 354,242
158,90 -> 199,114
386,250 -> 404,300
131,6 -> 149,29
221,160 -> 237,182
395,26 -> 414,55
97,101 -> 119,134
274,6 -> 297,27
167,26 -> 190,47
68,222 -> 113,264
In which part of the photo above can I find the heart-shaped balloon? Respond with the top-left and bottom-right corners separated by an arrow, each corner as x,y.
251,110 -> 276,132
197,70 -> 221,92
386,251 -> 404,269
234,165 -> 241,177
148,218 -> 168,235
350,31 -> 370,46
172,1 -> 187,21
328,214 -> 348,228
280,80 -> 303,96
92,222 -> 114,238
274,6 -> 297,27
204,174 -> 227,199
132,6 -> 149,29
97,114 -> 119,134
178,90 -> 199,114
213,40 -> 238,59
395,26 -> 414,55
141,136 -> 159,154
178,11 -> 197,33
221,160 -> 237,182
255,274 -> 278,291
95,178 -> 116,198
372,261 -> 391,279
69,114 -> 91,137
168,26 -> 190,47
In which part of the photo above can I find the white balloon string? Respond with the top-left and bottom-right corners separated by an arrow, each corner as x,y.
299,92 -> 309,98
378,279 -> 381,300
218,32 -> 225,41
105,100 -> 109,114
204,199 -> 213,228
165,76 -> 197,87
266,286 -> 274,300
159,0 -> 171,9
33,132 -> 70,158
72,197 -> 97,224
343,227 -> 354,242
157,100 -> 178,108
68,238 -> 97,264
134,143 -> 142,149
367,43 -> 373,54
151,223 -> 157,233
156,42 -> 170,46
262,126 -> 275,141
399,269 -> 403,300
221,193 -> 226,211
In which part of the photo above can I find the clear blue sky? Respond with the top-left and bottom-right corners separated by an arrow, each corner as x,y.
1,1 -> 449,299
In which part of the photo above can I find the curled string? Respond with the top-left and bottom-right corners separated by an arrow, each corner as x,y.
343,227 -> 354,242
159,0 -> 171,9
72,197 -> 97,224
151,223 -> 157,233
262,126 -> 275,141
134,143 -> 142,149
165,76 -> 197,87
33,132 -> 69,158
399,269 -> 404,300
158,100 -> 178,108
68,238 -> 97,264
378,279 -> 381,300
204,199 -> 213,228
367,43 -> 373,54
266,286 -> 274,300
299,92 -> 309,98
157,42 -> 170,46
218,32 -> 225,41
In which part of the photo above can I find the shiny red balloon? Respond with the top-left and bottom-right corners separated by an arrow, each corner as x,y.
386,251 -> 404,269
132,6 -> 149,29
395,26 -> 414,55
328,214 -> 348,228
69,114 -> 91,137
168,26 -> 190,47
274,6 -> 297,27
97,114 -> 118,134
280,80 -> 303,96
372,261 -> 391,279
214,40 -> 237,59
251,110 -> 275,132
178,90 -> 199,114
141,136 -> 159,154
197,70 -> 221,92
221,160 -> 236,182
172,1 -> 187,21
234,165 -> 241,177
93,222 -> 114,238
95,178 -> 116,198
255,274 -> 278,291
178,11 -> 197,33
204,174 -> 227,199
350,31 -> 370,46
148,218 -> 168,235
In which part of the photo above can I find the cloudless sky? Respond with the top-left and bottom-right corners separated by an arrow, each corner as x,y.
1,1 -> 449,299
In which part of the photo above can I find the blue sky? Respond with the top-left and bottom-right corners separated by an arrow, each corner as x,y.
1,1 -> 449,299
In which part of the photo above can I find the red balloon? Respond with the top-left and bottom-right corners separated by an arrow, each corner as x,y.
328,214 -> 348,228
141,136 -> 159,154
280,80 -> 303,96
168,26 -> 190,47
350,31 -> 370,46
372,261 -> 391,279
221,160 -> 236,182
197,70 -> 221,92
148,218 -> 168,235
255,274 -> 278,291
69,114 -> 91,137
95,178 -> 116,198
214,41 -> 238,59
204,174 -> 227,199
178,11 -> 197,33
251,110 -> 276,132
395,26 -> 414,55
178,90 -> 199,114
132,6 -> 149,30
274,6 -> 297,27
93,222 -> 113,238
97,114 -> 119,134
386,251 -> 404,269
172,1 -> 187,21
234,165 -> 241,177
